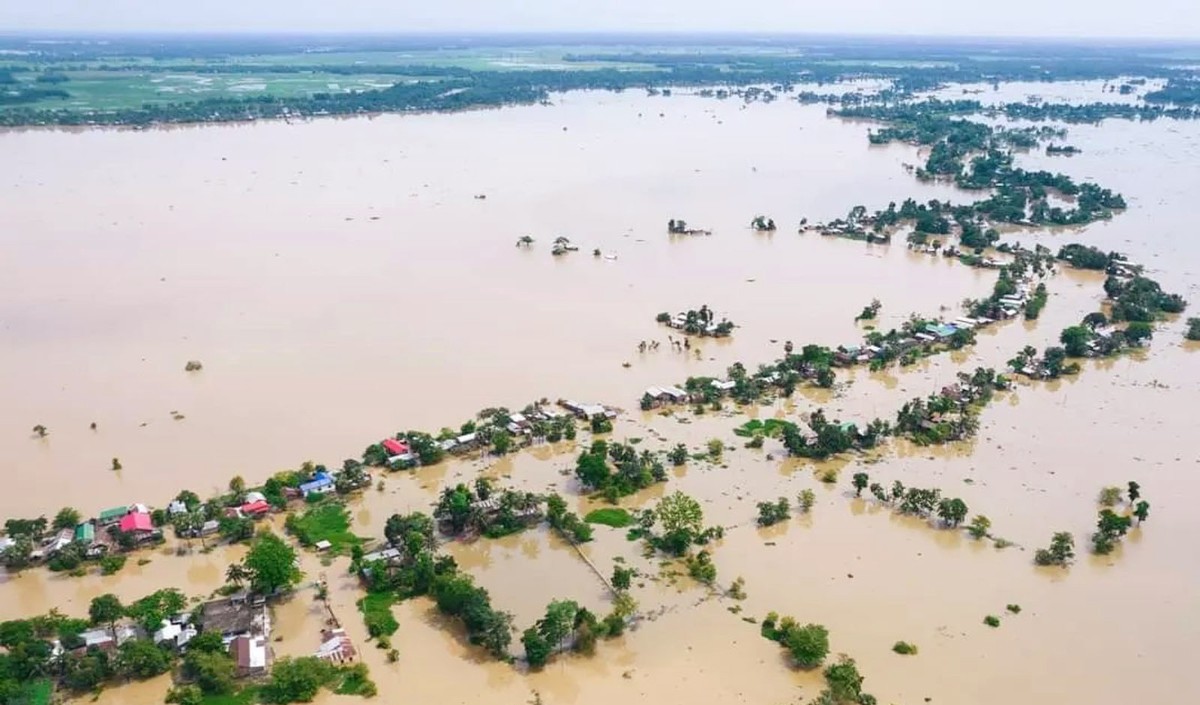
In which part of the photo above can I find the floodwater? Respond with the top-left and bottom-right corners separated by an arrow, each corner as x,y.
3,86 -> 1200,705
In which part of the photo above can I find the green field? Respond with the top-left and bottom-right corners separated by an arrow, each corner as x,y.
0,45 -> 657,112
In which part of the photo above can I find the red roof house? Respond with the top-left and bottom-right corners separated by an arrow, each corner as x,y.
241,500 -> 270,517
118,512 -> 154,534
382,438 -> 409,456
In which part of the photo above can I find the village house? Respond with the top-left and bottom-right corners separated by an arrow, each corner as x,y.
240,499 -> 271,518
230,634 -> 269,677
167,500 -> 188,516
154,615 -> 197,650
199,592 -> 271,642
118,511 -> 159,543
299,471 -> 335,497
78,625 -> 139,652
710,379 -> 736,392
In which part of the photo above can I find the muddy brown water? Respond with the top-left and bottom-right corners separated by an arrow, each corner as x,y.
3,87 -> 1200,704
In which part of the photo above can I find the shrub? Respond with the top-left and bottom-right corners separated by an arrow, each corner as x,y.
983,615 -> 1000,628
892,641 -> 918,655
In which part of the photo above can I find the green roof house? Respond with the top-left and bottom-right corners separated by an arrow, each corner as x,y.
75,523 -> 95,544
98,506 -> 129,525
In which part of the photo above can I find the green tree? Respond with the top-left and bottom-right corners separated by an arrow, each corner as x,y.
127,589 -> 187,634
797,489 -> 816,513
244,532 -> 302,595
611,566 -> 634,591
967,515 -> 991,539
654,491 -> 704,555
1060,325 -> 1091,357
1,535 -> 33,571
522,627 -> 551,668
851,472 -> 869,497
115,639 -> 173,679
53,507 -> 81,530
783,623 -> 829,669
537,600 -> 579,648
824,657 -> 866,703
1127,481 -> 1141,505
262,656 -> 336,704
182,649 -> 235,695
1133,500 -> 1150,525
936,498 -> 968,527
225,563 -> 250,587
1034,531 -> 1075,566
88,594 -> 124,640
668,443 -> 688,466
1125,321 -> 1153,345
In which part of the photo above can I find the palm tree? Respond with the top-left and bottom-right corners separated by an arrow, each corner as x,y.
225,563 -> 250,588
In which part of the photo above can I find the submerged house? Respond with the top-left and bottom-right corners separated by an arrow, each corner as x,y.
118,511 -> 157,542
315,627 -> 357,664
381,438 -> 409,457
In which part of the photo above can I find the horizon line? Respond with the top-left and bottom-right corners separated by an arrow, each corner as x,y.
1,29 -> 1200,45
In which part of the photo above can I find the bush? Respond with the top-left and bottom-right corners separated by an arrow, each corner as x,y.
983,615 -> 1000,628
1006,604 -> 1021,614
100,554 -> 127,575
892,641 -> 918,655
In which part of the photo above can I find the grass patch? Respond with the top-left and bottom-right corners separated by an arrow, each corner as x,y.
357,592 -> 399,638
285,500 -> 362,553
892,641 -> 918,655
585,507 -> 634,528
199,686 -> 261,705
733,418 -> 794,438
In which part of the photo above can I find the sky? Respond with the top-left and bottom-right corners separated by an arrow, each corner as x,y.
2,0 -> 1199,40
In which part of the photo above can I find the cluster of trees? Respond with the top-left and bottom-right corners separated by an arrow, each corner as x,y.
782,409 -> 891,459
1034,532 -> 1076,567
1104,275 -> 1188,323
574,440 -> 668,501
858,475 -> 971,527
434,478 -> 543,538
546,493 -> 594,544
363,403 -> 579,469
430,572 -> 513,658
751,215 -> 777,232
893,378 -> 996,446
0,605 -> 173,697
1092,482 -> 1149,555
855,299 -> 882,322
521,596 -> 633,668
761,616 -> 829,668
640,491 -> 723,556
756,497 -> 792,526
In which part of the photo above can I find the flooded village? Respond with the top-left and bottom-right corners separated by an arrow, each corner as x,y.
2,52 -> 1200,705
